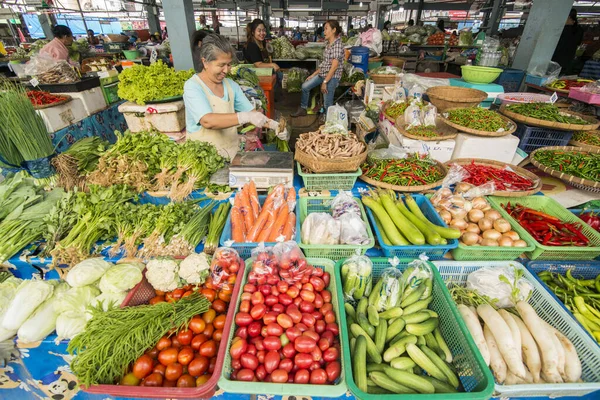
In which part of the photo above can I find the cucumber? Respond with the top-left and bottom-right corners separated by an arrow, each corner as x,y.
424,309 -> 439,318
345,303 -> 356,320
385,318 -> 406,342
357,312 -> 376,338
388,317 -> 398,326
400,282 -> 427,308
396,198 -> 442,245
401,311 -> 431,325
368,279 -> 383,308
341,262 -> 350,282
405,343 -> 447,383
354,335 -> 368,393
367,305 -> 380,327
424,332 -> 441,354
369,371 -> 417,394
346,311 -> 356,327
383,335 -> 417,362
382,365 -> 435,394
406,317 -> 439,336
390,356 -> 416,370
421,376 -> 458,393
350,337 -> 356,355
366,363 -> 387,373
404,194 -> 461,239
403,297 -> 433,315
362,195 -> 409,246
420,345 -> 460,388
390,330 -> 410,346
357,297 -> 368,315
350,324 -> 382,364
379,307 -> 403,319
421,277 -> 433,300
434,327 -> 453,363
380,192 -> 425,245
367,385 -> 393,394
366,377 -> 377,387
416,335 -> 426,345
375,318 -> 387,354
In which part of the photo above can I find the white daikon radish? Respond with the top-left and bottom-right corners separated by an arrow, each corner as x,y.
499,310 -> 522,364
458,304 -> 490,366
542,321 -> 582,383
484,324 -> 507,384
512,315 -> 542,383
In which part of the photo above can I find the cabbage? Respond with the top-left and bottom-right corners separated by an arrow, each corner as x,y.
0,277 -> 22,319
0,327 -> 16,341
93,292 -> 127,311
54,285 -> 100,314
55,311 -> 89,342
2,280 -> 56,331
18,282 -> 70,343
99,264 -> 143,294
66,258 -> 113,287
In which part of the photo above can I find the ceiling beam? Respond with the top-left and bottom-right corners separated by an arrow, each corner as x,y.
403,2 -> 472,11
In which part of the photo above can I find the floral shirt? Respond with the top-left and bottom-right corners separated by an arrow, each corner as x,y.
319,37 -> 344,80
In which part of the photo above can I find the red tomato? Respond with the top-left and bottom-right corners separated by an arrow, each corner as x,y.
314,294 -> 324,309
240,300 -> 251,313
256,350 -> 266,364
229,338 -> 247,359
153,363 -> 166,376
267,274 -> 279,285
263,336 -> 282,351
294,353 -> 313,369
285,327 -> 302,343
170,337 -> 181,349
301,313 -> 316,327
313,267 -> 323,277
165,363 -> 183,381
158,348 -> 179,366
247,321 -> 262,338
276,314 -> 293,329
265,294 -> 278,307
199,340 -> 217,358
326,323 -> 339,335
191,334 -> 209,351
278,293 -> 293,306
294,369 -> 310,384
156,337 -> 172,351
310,277 -> 325,292
320,303 -> 333,315
286,286 -> 300,299
142,372 -> 163,387
235,312 -> 253,327
270,286 -> 280,297
315,320 -> 326,334
299,301 -> 315,313
250,304 -> 267,320
310,369 -> 328,384
277,281 -> 289,293
264,350 -> 280,373
212,299 -> 227,314
244,284 -> 257,293
132,354 -> 153,379
294,336 -> 316,353
149,295 -> 165,305
255,364 -> 267,381
302,330 -> 320,343
311,346 -> 322,362
271,369 -> 289,383
324,311 -> 336,324
318,338 -> 330,351
293,297 -> 303,307
300,290 -> 315,303
178,347 -> 194,365
321,331 -> 334,345
271,304 -> 285,314
321,289 -> 332,303
231,358 -> 242,370
172,288 -> 185,299
237,368 -> 255,381
240,353 -> 259,370
295,323 -> 308,332
263,311 -> 278,325
309,361 -> 321,371
177,330 -> 193,346
252,291 -> 265,305
146,346 -> 159,359
286,305 -> 302,324
266,323 -> 283,336
281,342 -> 296,359
312,311 -> 323,321
177,374 -> 196,387
188,357 -> 209,377
278,358 -> 293,373
302,283 -> 314,292
203,323 -> 215,338
235,326 -> 248,340
251,337 -> 265,351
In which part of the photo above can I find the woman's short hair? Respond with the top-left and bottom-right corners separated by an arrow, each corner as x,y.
324,20 -> 342,36
197,34 -> 237,71
52,25 -> 72,39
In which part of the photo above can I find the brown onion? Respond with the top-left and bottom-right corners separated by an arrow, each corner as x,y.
481,238 -> 499,247
461,232 -> 480,246
513,240 -> 528,247
502,231 -> 520,241
478,217 -> 493,232
484,209 -> 501,221
493,218 -> 511,233
450,219 -> 468,231
498,237 -> 514,247
482,229 -> 502,241
466,223 -> 481,234
467,209 -> 485,223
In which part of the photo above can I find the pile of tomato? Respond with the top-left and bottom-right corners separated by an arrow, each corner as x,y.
427,32 -> 445,45
228,247 -> 341,385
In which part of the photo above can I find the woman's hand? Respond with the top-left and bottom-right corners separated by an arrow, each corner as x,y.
321,81 -> 328,94
237,111 -> 269,128
271,63 -> 280,72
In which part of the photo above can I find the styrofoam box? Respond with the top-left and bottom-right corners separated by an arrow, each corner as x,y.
451,133 -> 519,163
36,97 -> 87,133
118,100 -> 185,133
56,87 -> 107,116
378,119 -> 456,163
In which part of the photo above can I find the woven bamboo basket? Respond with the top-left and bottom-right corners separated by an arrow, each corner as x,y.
500,104 -> 600,131
369,74 -> 396,84
295,147 -> 367,174
382,56 -> 406,68
359,160 -> 448,192
446,158 -> 542,197
32,95 -> 72,110
530,146 -> 600,192
439,108 -> 517,137
425,86 -> 487,112
569,131 -> 600,150
396,115 -> 458,141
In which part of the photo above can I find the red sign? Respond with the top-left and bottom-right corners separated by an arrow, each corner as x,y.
449,11 -> 468,20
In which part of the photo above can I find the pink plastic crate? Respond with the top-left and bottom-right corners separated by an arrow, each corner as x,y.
569,88 -> 600,105
83,260 -> 246,399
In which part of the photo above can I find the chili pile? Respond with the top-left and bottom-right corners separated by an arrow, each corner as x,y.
26,90 -> 68,107
506,103 -> 588,124
533,149 -> 600,182
459,161 -> 536,191
572,131 -> 600,147
447,108 -> 509,132
503,202 -> 590,247
406,125 -> 439,138
385,102 -> 411,119
361,153 -> 444,186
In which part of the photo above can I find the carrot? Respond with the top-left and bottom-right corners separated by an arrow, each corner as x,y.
246,201 -> 274,242
230,206 -> 245,242
286,187 -> 297,210
234,192 -> 242,208
239,188 -> 254,228
265,203 -> 290,242
282,212 -> 296,240
262,184 -> 285,212
248,180 -> 260,219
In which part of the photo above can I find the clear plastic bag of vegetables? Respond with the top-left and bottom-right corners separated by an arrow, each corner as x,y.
272,241 -> 311,284
341,255 -> 373,301
250,243 -> 277,277
369,261 -> 403,312
286,68 -> 308,93
210,247 -> 242,290
399,256 -> 434,305
331,191 -> 361,218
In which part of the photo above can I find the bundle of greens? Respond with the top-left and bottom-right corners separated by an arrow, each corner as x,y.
271,36 -> 296,59
228,66 -> 260,87
52,137 -> 109,190
117,61 -> 194,105
204,202 -> 231,255
108,202 -> 161,258
286,68 -> 308,93
139,201 -> 198,257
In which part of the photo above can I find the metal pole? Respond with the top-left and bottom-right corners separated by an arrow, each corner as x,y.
488,0 -> 504,35
235,2 -> 240,48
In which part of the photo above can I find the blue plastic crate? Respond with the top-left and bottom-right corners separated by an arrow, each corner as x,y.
365,194 -> 458,259
514,123 -> 574,153
525,74 -> 549,86
527,260 -> 600,345
495,68 -> 525,92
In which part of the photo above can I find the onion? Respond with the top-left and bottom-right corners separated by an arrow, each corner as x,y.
466,223 -> 481,234
478,217 -> 493,232
455,182 -> 474,194
471,197 -> 488,210
498,237 -> 514,247
502,231 -> 520,241
439,210 -> 452,224
493,218 -> 511,233
449,208 -> 467,220
482,229 -> 502,241
461,232 -> 480,246
484,209 -> 501,222
437,188 -> 452,200
513,240 -> 528,247
481,238 -> 499,246
450,219 -> 468,231
450,195 -> 465,209
467,209 -> 485,223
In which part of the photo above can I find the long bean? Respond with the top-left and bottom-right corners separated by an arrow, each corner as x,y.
534,150 -> 600,182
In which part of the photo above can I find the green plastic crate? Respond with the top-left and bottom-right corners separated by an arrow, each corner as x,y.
297,196 -> 375,260
335,257 -> 494,400
488,196 -> 600,260
451,200 -> 536,261
218,258 -> 348,397
238,63 -> 273,76
297,162 -> 361,191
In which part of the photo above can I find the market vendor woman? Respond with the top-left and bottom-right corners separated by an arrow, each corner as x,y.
39,25 -> 73,62
244,19 -> 280,72
184,34 -> 279,159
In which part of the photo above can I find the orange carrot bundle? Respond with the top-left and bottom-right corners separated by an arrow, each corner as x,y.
267,204 -> 291,242
248,180 -> 260,220
230,206 -> 245,242
282,212 -> 296,241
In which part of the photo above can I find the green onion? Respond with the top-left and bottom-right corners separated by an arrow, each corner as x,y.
204,202 -> 231,254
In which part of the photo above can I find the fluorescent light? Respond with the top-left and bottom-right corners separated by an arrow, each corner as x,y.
360,2 -> 363,6
288,8 -> 322,11
399,6 -> 404,11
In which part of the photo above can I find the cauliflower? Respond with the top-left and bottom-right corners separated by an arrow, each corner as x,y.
145,258 -> 180,292
179,252 -> 210,285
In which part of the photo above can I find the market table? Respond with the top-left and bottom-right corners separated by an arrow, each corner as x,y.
274,58 -> 320,71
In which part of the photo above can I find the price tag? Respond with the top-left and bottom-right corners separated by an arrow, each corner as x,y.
550,92 -> 558,104
150,49 -> 158,64
29,77 -> 39,87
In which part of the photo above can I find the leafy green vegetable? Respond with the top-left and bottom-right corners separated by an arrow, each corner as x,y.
272,36 -> 296,59
286,68 -> 308,93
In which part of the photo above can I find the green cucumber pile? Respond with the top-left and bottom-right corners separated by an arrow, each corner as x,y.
342,257 -> 461,394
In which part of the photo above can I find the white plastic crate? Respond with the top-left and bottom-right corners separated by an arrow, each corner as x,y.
36,97 -> 87,133
118,100 -> 185,133
56,87 -> 107,115
432,260 -> 600,398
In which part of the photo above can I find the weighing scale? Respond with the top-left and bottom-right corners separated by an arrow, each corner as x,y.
228,151 -> 294,190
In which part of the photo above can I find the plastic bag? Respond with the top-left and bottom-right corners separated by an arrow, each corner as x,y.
407,83 -> 425,100
272,241 -> 310,285
422,103 -> 437,126
301,213 -> 340,245
25,54 -> 79,84
581,80 -> 600,94
529,61 -> 561,83
368,144 -> 408,161
338,214 -> 370,245
399,256 -> 434,302
404,99 -> 423,129
326,104 -> 349,133
371,265 -> 403,312
466,266 -> 533,308
331,192 -> 361,218
210,247 -> 242,290
459,31 -> 473,46
341,255 -> 373,301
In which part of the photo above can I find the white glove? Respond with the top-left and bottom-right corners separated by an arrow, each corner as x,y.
237,111 -> 269,128
266,119 -> 290,140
